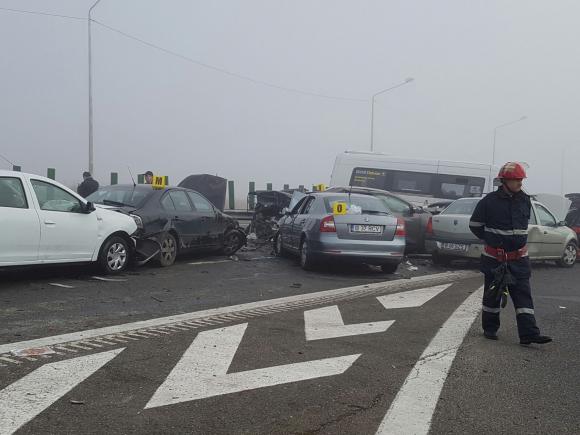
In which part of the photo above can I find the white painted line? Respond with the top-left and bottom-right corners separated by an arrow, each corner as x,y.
48,283 -> 75,289
0,271 -> 478,355
375,287 -> 483,435
376,284 -> 452,310
0,357 -> 22,365
188,260 -> 231,266
304,306 -> 395,341
0,348 -> 124,435
90,276 -> 128,282
145,324 -> 360,408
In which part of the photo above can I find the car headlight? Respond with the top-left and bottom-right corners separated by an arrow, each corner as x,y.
129,213 -> 143,229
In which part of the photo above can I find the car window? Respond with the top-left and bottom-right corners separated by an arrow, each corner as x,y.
535,204 -> 557,227
323,195 -> 390,214
300,197 -> 316,215
169,190 -> 193,212
31,180 -> 83,213
87,187 -> 151,208
529,208 -> 538,225
380,195 -> 411,215
0,177 -> 28,209
160,193 -> 176,211
441,199 -> 480,215
187,191 -> 213,212
290,197 -> 307,215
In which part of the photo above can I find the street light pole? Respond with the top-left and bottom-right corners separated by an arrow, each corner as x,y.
488,116 -> 527,190
88,0 -> 102,174
370,77 -> 414,152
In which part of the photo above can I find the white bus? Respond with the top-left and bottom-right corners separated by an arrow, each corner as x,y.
329,151 -> 498,206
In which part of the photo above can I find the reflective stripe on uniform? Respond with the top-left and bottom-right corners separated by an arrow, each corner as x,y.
516,307 -> 535,315
482,305 -> 501,313
469,221 -> 485,227
485,227 -> 529,236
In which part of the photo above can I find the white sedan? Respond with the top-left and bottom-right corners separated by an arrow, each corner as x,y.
0,170 -> 137,274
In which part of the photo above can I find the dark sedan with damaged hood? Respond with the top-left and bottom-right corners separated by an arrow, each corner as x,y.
87,184 -> 246,267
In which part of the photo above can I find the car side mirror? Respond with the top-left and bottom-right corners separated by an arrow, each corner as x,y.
558,221 -> 567,227
84,202 -> 96,213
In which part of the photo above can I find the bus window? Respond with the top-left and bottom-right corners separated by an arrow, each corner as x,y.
391,171 -> 432,194
350,168 -> 388,189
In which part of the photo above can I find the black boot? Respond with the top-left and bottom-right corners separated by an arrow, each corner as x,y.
520,335 -> 553,345
483,332 -> 498,340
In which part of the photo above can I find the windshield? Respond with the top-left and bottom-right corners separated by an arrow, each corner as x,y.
87,187 -> 152,208
323,195 -> 390,215
441,199 -> 480,215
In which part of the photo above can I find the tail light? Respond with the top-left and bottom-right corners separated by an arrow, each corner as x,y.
395,218 -> 406,237
320,215 -> 336,232
426,216 -> 433,235
573,226 -> 580,235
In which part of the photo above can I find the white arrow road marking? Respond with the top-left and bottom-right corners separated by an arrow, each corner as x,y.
376,284 -> 452,310
0,348 -> 124,435
145,323 -> 360,408
304,305 -> 395,341
375,287 -> 483,435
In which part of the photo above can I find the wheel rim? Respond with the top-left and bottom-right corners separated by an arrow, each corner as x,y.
161,237 -> 176,262
564,245 -> 577,265
301,241 -> 308,266
107,242 -> 127,271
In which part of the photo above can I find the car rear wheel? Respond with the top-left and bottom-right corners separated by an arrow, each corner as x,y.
381,263 -> 399,274
158,232 -> 177,267
300,239 -> 316,271
557,241 -> 577,268
98,236 -> 130,275
222,230 -> 244,256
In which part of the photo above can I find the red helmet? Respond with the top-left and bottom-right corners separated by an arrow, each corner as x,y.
498,162 -> 527,180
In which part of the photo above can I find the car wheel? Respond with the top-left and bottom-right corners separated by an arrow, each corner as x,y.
222,230 -> 244,256
381,263 -> 399,274
158,232 -> 178,267
98,236 -> 130,275
300,239 -> 316,271
432,252 -> 452,267
557,241 -> 577,268
274,233 -> 288,257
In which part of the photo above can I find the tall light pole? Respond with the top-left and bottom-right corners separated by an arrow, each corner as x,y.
489,115 -> 527,190
88,0 -> 102,174
370,77 -> 414,152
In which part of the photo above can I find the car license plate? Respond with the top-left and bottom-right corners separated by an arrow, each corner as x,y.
351,225 -> 382,233
441,242 -> 469,252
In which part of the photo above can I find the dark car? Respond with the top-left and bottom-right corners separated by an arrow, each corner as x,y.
326,186 -> 431,253
87,184 -> 246,267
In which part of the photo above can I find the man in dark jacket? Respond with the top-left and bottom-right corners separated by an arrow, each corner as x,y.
77,171 -> 99,198
469,162 -> 552,345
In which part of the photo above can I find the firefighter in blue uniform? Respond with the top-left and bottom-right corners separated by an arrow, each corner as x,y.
469,162 -> 552,345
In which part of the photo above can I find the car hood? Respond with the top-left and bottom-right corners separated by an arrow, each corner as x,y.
95,203 -> 139,215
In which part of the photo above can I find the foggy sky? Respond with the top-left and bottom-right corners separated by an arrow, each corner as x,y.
1,0 -> 579,196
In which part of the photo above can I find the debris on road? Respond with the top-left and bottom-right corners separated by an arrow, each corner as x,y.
11,346 -> 55,357
48,283 -> 75,289
69,400 -> 85,405
91,276 -> 128,283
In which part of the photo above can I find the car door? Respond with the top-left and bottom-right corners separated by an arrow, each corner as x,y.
381,194 -> 421,250
29,179 -> 98,262
0,176 -> 41,265
165,189 -> 200,249
186,191 -> 220,248
290,196 -> 315,250
532,203 -> 564,257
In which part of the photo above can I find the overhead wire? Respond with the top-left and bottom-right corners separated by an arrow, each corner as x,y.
0,6 -> 367,102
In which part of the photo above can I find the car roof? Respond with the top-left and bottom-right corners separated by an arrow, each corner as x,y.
308,192 -> 382,200
327,186 -> 396,195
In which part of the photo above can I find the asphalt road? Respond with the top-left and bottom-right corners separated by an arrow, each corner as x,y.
0,250 -> 578,435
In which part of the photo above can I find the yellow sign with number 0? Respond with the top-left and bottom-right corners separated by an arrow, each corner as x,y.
332,201 -> 347,215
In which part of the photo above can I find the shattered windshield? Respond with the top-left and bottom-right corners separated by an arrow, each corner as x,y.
87,187 -> 152,208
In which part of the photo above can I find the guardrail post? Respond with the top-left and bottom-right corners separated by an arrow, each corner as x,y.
299,185 -> 304,192
164,176 -> 169,186
228,180 -> 235,210
249,181 -> 256,210
138,174 -> 144,184
12,165 -> 21,172
266,183 -> 273,191
47,168 -> 56,180
110,172 -> 118,185
283,184 -> 289,191
312,185 -> 317,192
